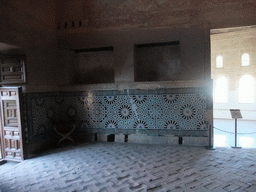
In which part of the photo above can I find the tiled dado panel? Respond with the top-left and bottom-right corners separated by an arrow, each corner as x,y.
23,88 -> 209,143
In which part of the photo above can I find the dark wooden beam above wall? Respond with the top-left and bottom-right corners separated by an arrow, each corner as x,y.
73,47 -> 114,53
135,41 -> 180,48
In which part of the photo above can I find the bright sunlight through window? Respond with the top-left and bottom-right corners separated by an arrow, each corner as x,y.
238,75 -> 255,103
216,55 -> 223,68
242,53 -> 250,66
214,76 -> 228,103
239,137 -> 254,148
214,135 -> 227,147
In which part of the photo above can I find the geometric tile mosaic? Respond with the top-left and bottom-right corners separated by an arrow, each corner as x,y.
24,88 -> 209,142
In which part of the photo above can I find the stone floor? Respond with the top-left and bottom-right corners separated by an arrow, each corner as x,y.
0,143 -> 256,192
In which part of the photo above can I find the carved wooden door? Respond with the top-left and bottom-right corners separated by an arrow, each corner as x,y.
0,87 -> 24,161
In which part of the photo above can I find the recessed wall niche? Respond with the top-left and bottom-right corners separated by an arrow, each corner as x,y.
73,47 -> 114,84
134,41 -> 181,82
0,43 -> 26,84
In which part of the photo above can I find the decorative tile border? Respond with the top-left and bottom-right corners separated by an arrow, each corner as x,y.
24,88 -> 209,142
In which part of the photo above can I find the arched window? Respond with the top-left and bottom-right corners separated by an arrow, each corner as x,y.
238,75 -> 255,103
216,55 -> 223,68
242,53 -> 250,66
214,76 -> 228,103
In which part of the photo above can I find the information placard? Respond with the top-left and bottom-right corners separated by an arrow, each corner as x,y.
230,109 -> 242,119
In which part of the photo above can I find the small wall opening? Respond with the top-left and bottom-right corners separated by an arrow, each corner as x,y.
95,134 -> 98,142
107,134 -> 115,142
179,137 -> 183,145
125,135 -> 128,142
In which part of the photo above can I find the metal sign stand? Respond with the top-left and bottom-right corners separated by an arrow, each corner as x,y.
230,109 -> 242,149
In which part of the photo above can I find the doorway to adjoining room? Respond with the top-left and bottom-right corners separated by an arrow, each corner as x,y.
211,26 -> 256,148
